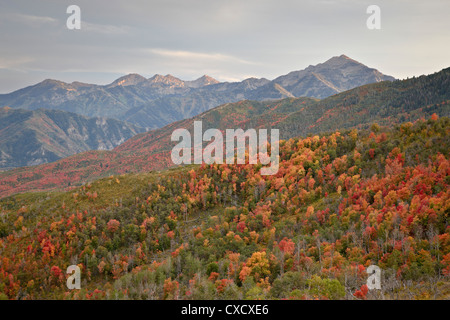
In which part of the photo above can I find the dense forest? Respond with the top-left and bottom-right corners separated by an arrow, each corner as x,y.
0,67 -> 448,198
0,115 -> 449,300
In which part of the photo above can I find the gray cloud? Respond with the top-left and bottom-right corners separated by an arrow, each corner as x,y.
0,0 -> 449,93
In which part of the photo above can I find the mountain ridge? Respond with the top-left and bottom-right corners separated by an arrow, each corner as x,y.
0,66 -> 447,198
0,107 -> 145,169
0,55 -> 395,129
273,54 -> 395,98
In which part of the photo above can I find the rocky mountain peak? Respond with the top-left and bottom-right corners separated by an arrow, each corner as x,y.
109,73 -> 147,87
148,74 -> 185,87
185,75 -> 220,88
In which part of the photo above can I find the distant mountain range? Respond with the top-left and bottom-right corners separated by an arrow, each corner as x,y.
0,66 -> 447,198
0,107 -> 144,169
0,55 -> 395,129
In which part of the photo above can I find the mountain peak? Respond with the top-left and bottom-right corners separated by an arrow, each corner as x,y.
148,74 -> 184,87
321,54 -> 364,67
109,73 -> 146,87
198,75 -> 218,82
39,79 -> 67,86
273,55 -> 395,99
185,75 -> 220,88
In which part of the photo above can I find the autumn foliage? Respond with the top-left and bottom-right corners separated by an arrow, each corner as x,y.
0,116 -> 449,300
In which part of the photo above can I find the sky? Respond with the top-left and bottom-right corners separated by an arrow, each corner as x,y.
0,0 -> 449,93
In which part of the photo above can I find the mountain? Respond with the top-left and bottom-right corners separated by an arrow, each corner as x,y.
107,73 -> 147,87
120,56 -> 394,129
273,55 -> 395,98
0,67 -> 447,198
0,97 -> 317,196
185,75 -> 221,88
120,79 -> 297,129
147,74 -> 186,87
275,66 -> 450,139
0,55 -> 394,129
0,107 -> 145,169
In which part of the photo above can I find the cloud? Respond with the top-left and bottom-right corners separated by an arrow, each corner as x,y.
146,48 -> 257,65
80,21 -> 131,35
0,0 -> 449,91
10,13 -> 59,26
0,57 -> 34,70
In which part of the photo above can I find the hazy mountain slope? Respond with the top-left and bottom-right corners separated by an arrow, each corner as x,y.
0,75 -> 200,119
123,79 -> 295,129
0,107 -> 145,169
121,56 -> 395,128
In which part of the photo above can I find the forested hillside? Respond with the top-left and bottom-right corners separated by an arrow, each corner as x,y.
277,67 -> 450,139
0,98 -> 318,197
0,115 -> 448,300
0,67 -> 447,198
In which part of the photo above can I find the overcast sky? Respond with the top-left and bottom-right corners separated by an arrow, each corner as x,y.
0,0 -> 449,93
